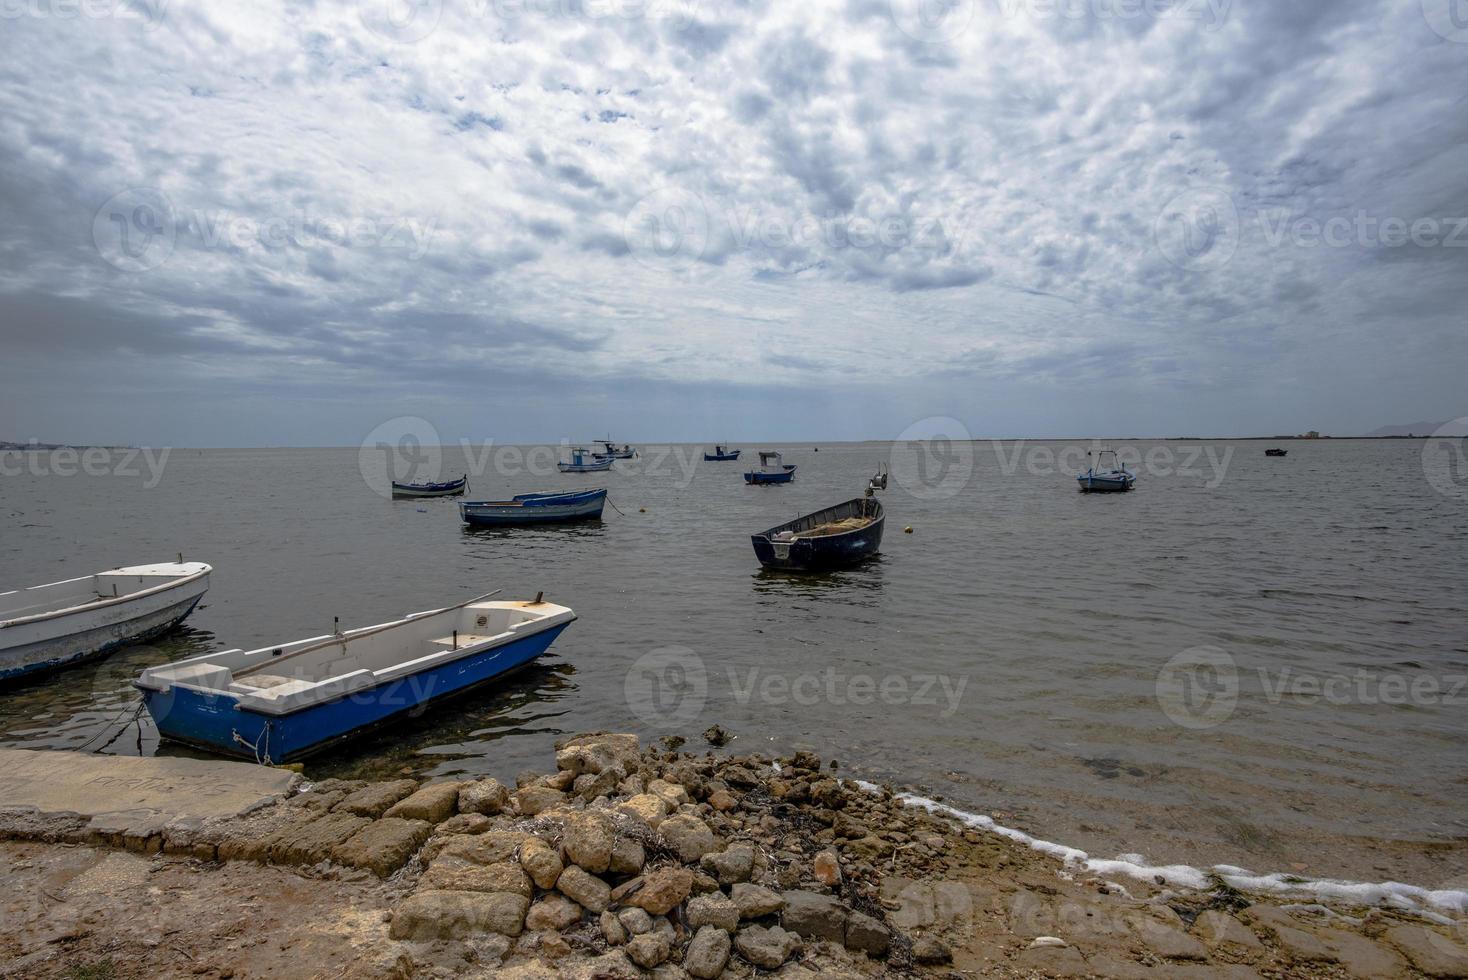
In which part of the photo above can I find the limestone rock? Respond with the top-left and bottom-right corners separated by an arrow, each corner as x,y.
383,782 -> 461,824
457,778 -> 510,816
389,890 -> 529,939
436,813 -> 491,836
557,865 -> 612,913
266,811 -> 371,866
421,857 -> 532,897
687,893 -> 739,933
335,779 -> 419,818
618,793 -> 670,828
525,893 -> 584,932
912,935 -> 953,965
627,932 -> 671,968
812,848 -> 841,886
562,811 -> 614,873
731,883 -> 785,919
734,924 -> 801,969
685,925 -> 732,979
701,842 -> 754,885
627,868 -> 694,916
1192,910 -> 1262,956
519,836 -> 564,890
781,890 -> 847,943
1383,924 -> 1468,977
610,836 -> 645,874
330,817 -> 432,877
600,909 -> 629,946
844,911 -> 890,957
618,907 -> 654,935
648,779 -> 690,807
1323,929 -> 1409,979
511,785 -> 566,816
659,813 -> 720,863
555,733 -> 641,776
708,789 -> 738,812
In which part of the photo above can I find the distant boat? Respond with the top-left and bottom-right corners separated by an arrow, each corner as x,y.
461,489 -> 607,527
744,450 -> 797,485
1265,448 -> 1288,457
705,444 -> 741,461
1077,449 -> 1136,493
136,593 -> 576,763
559,448 -> 614,473
2,561 -> 211,682
595,439 -> 636,460
392,474 -> 467,498
751,468 -> 887,571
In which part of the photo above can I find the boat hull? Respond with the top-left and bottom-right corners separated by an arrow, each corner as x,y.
1,570 -> 210,683
751,497 -> 884,571
705,451 -> 741,461
140,621 -> 571,762
1077,476 -> 1134,492
461,490 -> 607,526
559,460 -> 614,473
391,477 -> 467,498
744,465 -> 797,484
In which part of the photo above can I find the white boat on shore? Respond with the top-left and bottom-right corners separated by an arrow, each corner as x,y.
0,561 -> 212,683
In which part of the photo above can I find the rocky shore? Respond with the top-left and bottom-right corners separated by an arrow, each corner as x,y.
2,733 -> 1466,979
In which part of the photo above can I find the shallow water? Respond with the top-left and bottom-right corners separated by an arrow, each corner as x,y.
2,440 -> 1464,888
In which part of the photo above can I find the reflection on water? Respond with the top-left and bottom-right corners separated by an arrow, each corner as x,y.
751,556 -> 888,604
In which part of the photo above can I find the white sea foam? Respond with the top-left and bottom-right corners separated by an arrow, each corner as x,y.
849,780 -> 1467,919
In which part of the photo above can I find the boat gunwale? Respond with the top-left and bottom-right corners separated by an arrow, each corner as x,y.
753,497 -> 885,544
0,564 -> 212,631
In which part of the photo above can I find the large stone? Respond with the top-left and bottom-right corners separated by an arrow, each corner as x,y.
619,908 -> 654,935
457,778 -> 510,816
519,836 -> 564,890
648,779 -> 691,807
1128,913 -> 1207,961
266,811 -> 371,866
330,817 -> 432,877
731,883 -> 785,919
813,848 -> 841,886
626,933 -> 671,968
610,836 -> 645,874
1192,910 -> 1262,956
844,911 -> 890,957
562,811 -> 615,873
428,829 -> 527,865
659,814 -> 721,863
422,858 -> 532,897
436,813 -> 491,836
701,842 -> 755,885
600,910 -> 629,946
627,868 -> 694,916
389,890 -> 529,939
687,893 -> 740,932
889,880 -> 936,930
335,779 -> 420,818
685,925 -> 732,979
735,924 -> 801,969
933,880 -> 973,926
1383,924 -> 1468,977
912,935 -> 953,965
554,733 -> 642,776
560,951 -> 641,980
618,793 -> 670,828
1322,929 -> 1409,979
511,785 -> 566,816
526,893 -> 584,932
781,890 -> 847,943
574,767 -> 625,801
383,782 -> 461,824
557,865 -> 612,913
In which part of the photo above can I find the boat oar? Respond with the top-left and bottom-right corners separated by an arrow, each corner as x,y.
234,589 -> 504,677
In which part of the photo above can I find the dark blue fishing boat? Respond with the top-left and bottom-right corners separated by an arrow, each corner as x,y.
1265,448 -> 1288,457
136,593 -> 575,763
705,444 -> 741,461
391,474 -> 467,498
751,469 -> 887,571
744,450 -> 797,484
460,489 -> 607,527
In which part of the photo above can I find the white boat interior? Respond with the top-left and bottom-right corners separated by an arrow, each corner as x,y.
136,599 -> 574,715
0,562 -> 211,625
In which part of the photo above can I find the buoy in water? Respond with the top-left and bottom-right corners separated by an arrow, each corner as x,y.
639,507 -> 646,513
904,526 -> 913,534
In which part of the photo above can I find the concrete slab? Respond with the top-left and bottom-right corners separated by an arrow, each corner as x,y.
0,748 -> 296,823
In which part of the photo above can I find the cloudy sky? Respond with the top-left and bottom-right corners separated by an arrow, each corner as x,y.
0,0 -> 1464,446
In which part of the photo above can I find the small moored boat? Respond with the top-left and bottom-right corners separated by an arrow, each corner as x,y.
136,593 -> 576,762
1077,449 -> 1136,493
752,469 -> 887,571
460,489 -> 607,527
560,448 -> 614,473
744,450 -> 797,485
595,439 -> 636,460
1,561 -> 211,683
391,474 -> 467,498
1265,448 -> 1288,457
705,444 -> 741,462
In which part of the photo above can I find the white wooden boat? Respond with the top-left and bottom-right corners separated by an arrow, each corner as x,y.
136,593 -> 575,762
1,561 -> 212,683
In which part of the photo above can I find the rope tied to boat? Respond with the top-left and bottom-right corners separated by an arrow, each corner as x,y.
232,722 -> 272,766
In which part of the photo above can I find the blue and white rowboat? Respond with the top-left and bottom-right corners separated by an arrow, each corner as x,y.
745,450 -> 797,485
460,489 -> 607,527
135,594 -> 576,763
391,474 -> 467,498
1077,449 -> 1136,493
559,448 -> 614,473
1,562 -> 211,683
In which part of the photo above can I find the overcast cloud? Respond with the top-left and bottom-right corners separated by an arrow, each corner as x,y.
0,0 -> 1464,445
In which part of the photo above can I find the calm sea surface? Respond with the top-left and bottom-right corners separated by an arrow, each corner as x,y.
2,440 -> 1464,887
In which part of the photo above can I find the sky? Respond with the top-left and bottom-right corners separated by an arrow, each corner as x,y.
0,0 -> 1465,447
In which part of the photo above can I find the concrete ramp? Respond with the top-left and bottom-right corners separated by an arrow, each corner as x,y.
0,748 -> 296,846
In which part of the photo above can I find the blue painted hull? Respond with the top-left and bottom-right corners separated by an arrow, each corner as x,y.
392,476 -> 467,498
705,450 -> 741,461
1077,475 -> 1134,492
744,466 -> 797,484
751,497 -> 883,572
139,622 -> 571,762
461,489 -> 606,526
